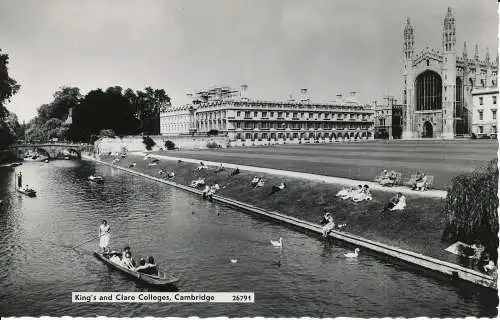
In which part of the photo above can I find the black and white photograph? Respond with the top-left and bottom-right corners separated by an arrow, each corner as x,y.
0,0 -> 498,318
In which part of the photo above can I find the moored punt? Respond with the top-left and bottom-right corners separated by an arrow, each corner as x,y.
10,162 -> 22,167
93,251 -> 179,287
17,187 -> 36,197
88,175 -> 104,183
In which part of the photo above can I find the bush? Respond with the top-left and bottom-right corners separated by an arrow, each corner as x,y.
442,158 -> 498,261
142,136 -> 156,150
165,140 -> 176,150
206,141 -> 219,148
471,133 -> 477,139
99,129 -> 116,138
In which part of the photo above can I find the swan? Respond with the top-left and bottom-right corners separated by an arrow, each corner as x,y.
230,258 -> 238,264
271,237 -> 283,247
344,248 -> 360,258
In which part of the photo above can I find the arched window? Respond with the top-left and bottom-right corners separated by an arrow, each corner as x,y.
415,71 -> 442,111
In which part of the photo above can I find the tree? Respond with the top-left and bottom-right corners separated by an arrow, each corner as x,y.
142,136 -> 156,150
442,159 -> 499,261
0,49 -> 20,121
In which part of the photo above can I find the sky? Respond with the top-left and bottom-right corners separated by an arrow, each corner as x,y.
0,0 -> 498,122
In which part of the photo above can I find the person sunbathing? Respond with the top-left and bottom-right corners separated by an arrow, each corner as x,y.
251,176 -> 260,187
255,178 -> 265,188
196,162 -> 208,171
341,185 -> 362,200
336,186 -> 350,197
270,182 -> 287,195
390,194 -> 406,211
353,185 -> 372,202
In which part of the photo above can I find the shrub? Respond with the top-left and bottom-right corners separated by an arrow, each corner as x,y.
165,140 -> 176,150
471,133 -> 477,139
441,158 -> 499,261
206,141 -> 219,148
142,136 -> 156,150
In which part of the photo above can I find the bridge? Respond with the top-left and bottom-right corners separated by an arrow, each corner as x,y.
8,143 -> 93,160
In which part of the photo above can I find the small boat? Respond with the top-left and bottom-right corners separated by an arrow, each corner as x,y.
9,162 -> 22,167
94,251 -> 179,287
88,175 -> 104,183
17,187 -> 36,197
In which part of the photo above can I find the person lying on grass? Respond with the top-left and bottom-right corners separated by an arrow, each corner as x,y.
255,178 -> 265,188
251,176 -> 259,187
196,162 -> 208,171
352,185 -> 372,202
382,192 -> 406,212
341,185 -> 362,200
270,182 -> 287,195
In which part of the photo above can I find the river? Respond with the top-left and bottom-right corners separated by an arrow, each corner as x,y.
0,160 -> 496,317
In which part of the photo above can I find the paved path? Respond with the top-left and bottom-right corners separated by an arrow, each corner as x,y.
134,152 -> 447,199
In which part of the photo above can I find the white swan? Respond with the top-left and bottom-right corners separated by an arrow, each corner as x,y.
344,248 -> 360,258
271,237 -> 283,247
230,258 -> 238,264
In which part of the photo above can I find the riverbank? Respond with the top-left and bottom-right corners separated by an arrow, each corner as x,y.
96,152 -> 484,272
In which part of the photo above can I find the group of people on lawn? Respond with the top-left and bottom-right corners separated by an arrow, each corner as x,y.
377,169 -> 431,191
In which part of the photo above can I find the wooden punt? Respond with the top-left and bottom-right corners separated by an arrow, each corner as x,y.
93,251 -> 179,287
17,187 -> 36,197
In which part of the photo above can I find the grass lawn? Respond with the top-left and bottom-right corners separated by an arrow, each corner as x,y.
99,152 -> 485,271
153,139 -> 497,190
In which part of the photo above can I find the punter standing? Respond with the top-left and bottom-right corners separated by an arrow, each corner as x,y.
99,220 -> 111,253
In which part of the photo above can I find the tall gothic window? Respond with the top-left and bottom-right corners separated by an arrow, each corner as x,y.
415,71 -> 442,111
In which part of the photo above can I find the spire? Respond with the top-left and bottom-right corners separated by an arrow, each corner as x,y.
462,41 -> 468,60
485,47 -> 490,63
404,17 -> 415,60
474,44 -> 479,61
442,7 -> 456,52
496,52 -> 499,65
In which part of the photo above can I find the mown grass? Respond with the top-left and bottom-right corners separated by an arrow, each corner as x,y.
100,153 -> 471,267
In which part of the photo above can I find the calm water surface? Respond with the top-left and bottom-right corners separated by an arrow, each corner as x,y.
0,160 -> 497,317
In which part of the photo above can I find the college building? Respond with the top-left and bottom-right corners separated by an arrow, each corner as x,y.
471,87 -> 498,138
402,7 -> 498,139
160,85 -> 375,145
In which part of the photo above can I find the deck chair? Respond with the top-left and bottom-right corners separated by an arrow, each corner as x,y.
422,175 -> 434,191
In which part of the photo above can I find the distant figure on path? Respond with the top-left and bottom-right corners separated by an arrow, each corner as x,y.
17,171 -> 22,188
99,220 -> 111,253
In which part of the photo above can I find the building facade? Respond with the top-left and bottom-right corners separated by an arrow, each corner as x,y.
402,7 -> 498,139
373,97 -> 405,139
471,87 -> 498,138
160,86 -> 375,144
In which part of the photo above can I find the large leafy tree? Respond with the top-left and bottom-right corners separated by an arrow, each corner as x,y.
0,49 -> 20,120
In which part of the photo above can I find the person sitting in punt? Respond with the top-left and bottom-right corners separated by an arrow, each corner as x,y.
143,256 -> 159,276
230,168 -> 240,176
353,185 -> 372,202
134,258 -> 148,273
251,176 -> 260,187
270,182 -> 287,195
122,252 -> 135,269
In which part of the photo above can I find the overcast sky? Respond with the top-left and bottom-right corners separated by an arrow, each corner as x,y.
1,0 -> 498,122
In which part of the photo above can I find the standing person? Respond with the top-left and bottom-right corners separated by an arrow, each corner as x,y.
99,220 -> 111,253
17,171 -> 22,188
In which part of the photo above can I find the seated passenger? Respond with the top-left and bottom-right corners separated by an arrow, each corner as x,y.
144,256 -> 159,276
135,258 -> 148,273
122,252 -> 135,269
